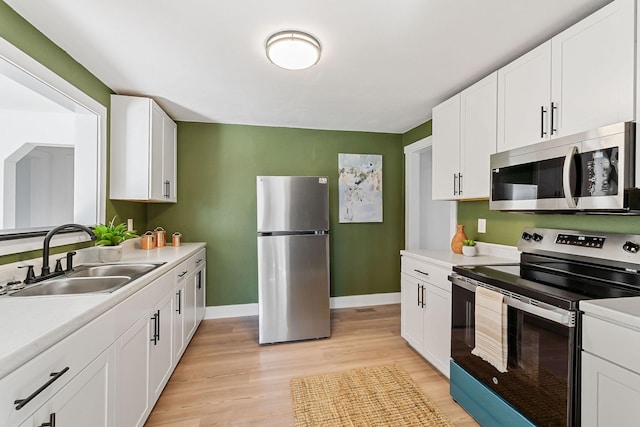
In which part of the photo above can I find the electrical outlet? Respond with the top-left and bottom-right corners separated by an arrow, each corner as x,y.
127,218 -> 134,231
478,218 -> 486,233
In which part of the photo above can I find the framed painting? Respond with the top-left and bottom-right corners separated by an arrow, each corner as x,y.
338,153 -> 382,223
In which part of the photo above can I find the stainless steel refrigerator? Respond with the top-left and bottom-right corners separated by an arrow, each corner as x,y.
256,176 -> 330,344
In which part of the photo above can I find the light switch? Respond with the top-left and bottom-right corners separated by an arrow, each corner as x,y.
127,218 -> 134,231
478,218 -> 486,233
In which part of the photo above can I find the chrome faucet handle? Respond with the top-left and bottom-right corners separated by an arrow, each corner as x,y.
18,265 -> 36,284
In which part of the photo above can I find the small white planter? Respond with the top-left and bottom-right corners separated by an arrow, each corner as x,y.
98,245 -> 123,263
462,246 -> 477,257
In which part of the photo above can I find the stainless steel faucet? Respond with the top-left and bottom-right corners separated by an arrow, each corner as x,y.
28,224 -> 96,284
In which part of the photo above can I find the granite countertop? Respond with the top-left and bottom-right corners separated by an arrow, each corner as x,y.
0,242 -> 205,380
580,297 -> 640,331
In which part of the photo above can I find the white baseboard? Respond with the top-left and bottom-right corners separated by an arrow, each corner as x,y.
204,292 -> 401,320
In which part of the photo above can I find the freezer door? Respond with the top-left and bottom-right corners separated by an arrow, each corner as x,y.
258,233 -> 330,344
257,176 -> 329,232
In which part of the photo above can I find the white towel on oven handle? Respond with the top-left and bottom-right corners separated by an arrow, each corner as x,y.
471,286 -> 508,373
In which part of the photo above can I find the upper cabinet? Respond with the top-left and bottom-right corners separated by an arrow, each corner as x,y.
432,72 -> 497,200
110,95 -> 177,203
497,0 -> 635,151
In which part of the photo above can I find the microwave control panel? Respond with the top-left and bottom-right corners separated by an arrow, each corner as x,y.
555,233 -> 606,249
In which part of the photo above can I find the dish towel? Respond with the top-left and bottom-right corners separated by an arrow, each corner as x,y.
471,286 -> 508,373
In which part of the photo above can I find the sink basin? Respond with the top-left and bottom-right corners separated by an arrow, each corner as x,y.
8,262 -> 165,297
68,263 -> 161,279
10,276 -> 131,297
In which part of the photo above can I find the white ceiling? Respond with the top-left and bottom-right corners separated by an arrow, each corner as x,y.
5,0 -> 613,133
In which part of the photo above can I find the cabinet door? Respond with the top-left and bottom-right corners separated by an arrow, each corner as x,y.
183,272 -> 197,342
173,283 -> 186,361
422,282 -> 452,378
163,117 -> 177,202
551,0 -> 634,137
195,266 -> 206,324
149,292 -> 173,403
497,41 -> 552,151
582,352 -> 640,427
460,72 -> 497,199
432,94 -> 461,200
400,273 -> 424,351
115,314 -> 150,427
32,348 -> 114,427
149,103 -> 166,201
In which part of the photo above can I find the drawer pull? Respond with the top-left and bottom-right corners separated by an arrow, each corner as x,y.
178,270 -> 188,278
414,269 -> 429,277
38,412 -> 56,427
196,258 -> 203,265
14,368 -> 69,410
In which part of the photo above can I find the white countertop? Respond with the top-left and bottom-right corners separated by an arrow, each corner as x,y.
401,244 -> 518,269
0,242 -> 205,380
581,297 -> 640,331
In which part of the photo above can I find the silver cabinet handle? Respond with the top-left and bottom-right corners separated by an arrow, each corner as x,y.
562,145 -> 578,209
414,269 -> 429,278
458,173 -> 463,196
453,173 -> 458,195
540,105 -> 547,138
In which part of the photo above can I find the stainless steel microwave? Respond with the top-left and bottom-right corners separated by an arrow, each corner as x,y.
490,122 -> 640,213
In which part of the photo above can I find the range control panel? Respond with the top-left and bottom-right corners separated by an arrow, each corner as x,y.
555,233 -> 606,248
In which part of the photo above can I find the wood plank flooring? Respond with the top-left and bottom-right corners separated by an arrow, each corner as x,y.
145,304 -> 479,426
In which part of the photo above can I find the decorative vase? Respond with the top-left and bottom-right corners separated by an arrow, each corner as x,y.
450,225 -> 467,254
98,245 -> 123,263
462,245 -> 477,257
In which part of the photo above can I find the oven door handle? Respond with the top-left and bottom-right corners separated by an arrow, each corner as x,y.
449,274 -> 575,327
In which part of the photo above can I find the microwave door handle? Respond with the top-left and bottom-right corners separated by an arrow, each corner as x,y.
562,146 -> 578,208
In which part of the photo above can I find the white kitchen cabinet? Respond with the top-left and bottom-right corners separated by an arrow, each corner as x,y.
400,255 -> 452,378
581,313 -> 640,426
110,94 -> 177,202
173,260 -> 191,361
497,0 -> 634,151
27,347 -> 114,427
148,291 -> 174,403
432,72 -> 497,200
194,253 -> 206,325
114,315 -> 150,427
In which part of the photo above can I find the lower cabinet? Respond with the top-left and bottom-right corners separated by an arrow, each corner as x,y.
25,348 -> 114,427
194,256 -> 206,324
581,313 -> 640,426
3,248 -> 207,427
400,255 -> 452,378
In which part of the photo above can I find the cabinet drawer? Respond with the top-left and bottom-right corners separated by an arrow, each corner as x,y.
175,260 -> 190,283
582,314 -> 640,374
0,309 -> 116,426
190,248 -> 206,272
401,257 -> 451,292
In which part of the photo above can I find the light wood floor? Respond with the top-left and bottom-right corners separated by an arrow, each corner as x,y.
145,304 -> 479,426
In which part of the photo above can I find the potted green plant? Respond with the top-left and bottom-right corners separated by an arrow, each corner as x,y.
93,216 -> 138,262
462,239 -> 477,257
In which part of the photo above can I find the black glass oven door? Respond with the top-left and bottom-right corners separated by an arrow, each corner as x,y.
451,283 -> 576,427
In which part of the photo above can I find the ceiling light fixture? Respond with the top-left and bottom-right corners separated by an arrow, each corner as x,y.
266,30 -> 321,70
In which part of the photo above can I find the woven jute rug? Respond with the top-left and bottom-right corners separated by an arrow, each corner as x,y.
290,364 -> 455,426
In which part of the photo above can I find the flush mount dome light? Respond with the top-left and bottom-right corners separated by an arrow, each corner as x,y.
266,30 -> 321,70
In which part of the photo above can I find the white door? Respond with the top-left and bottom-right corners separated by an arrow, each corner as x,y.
497,41 -> 552,151
149,103 -> 165,201
162,116 -> 177,202
173,283 -> 185,361
184,271 -> 197,342
195,266 -> 206,323
149,292 -> 173,402
582,352 -> 640,427
115,315 -> 150,427
460,72 -> 497,199
422,283 -> 451,378
33,348 -> 113,427
432,94 -> 461,200
551,0 -> 634,137
400,273 -> 424,351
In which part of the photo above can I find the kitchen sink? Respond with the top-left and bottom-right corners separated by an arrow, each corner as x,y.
8,262 -> 165,297
10,276 -> 131,296
68,263 -> 161,278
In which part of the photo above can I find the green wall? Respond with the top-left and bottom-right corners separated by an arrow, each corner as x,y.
403,120 -> 432,146
0,2 -> 146,263
458,200 -> 640,246
147,123 -> 404,306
